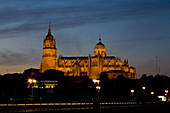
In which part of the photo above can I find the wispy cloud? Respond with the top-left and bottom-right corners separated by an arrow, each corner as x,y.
0,0 -> 170,39
0,48 -> 40,66
0,50 -> 28,65
0,0 -> 170,75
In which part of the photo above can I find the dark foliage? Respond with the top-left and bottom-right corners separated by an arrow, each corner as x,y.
0,72 -> 169,103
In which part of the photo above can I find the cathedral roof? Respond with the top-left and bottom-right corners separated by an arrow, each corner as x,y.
60,56 -> 116,59
104,56 -> 115,59
60,56 -> 88,60
46,34 -> 54,39
95,37 -> 105,47
96,42 -> 105,46
105,70 -> 129,73
130,66 -> 135,69
45,23 -> 54,40
122,64 -> 129,67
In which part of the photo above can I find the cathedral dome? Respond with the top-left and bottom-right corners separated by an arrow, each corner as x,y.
93,37 -> 106,57
95,38 -> 105,48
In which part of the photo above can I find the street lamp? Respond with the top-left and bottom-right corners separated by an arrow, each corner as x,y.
165,90 -> 168,94
130,89 -> 134,101
142,86 -> 146,104
151,92 -> 154,101
165,90 -> 169,102
93,79 -> 100,85
131,89 -> 134,95
142,86 -> 146,91
96,86 -> 101,91
92,79 -> 101,110
151,92 -> 154,96
28,78 -> 37,101
96,86 -> 101,102
28,78 -> 37,84
92,79 -> 101,101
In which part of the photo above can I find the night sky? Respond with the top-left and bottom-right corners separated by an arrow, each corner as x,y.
0,0 -> 170,78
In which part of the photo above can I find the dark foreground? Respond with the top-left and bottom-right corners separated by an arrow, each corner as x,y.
33,102 -> 169,113
0,102 -> 169,113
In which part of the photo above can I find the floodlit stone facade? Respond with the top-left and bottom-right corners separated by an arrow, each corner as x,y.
40,26 -> 136,79
40,26 -> 57,72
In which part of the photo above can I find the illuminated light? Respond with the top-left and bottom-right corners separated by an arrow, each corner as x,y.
32,79 -> 36,84
28,79 -> 33,83
165,90 -> 168,93
158,96 -> 166,101
34,85 -> 38,88
40,80 -> 58,83
130,89 -> 134,93
45,85 -> 50,88
93,79 -> 97,83
151,92 -> 154,95
93,79 -> 100,84
96,86 -> 101,90
142,86 -> 146,90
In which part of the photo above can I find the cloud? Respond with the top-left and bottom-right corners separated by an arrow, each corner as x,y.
0,48 -> 40,66
0,50 -> 28,66
0,0 -> 170,39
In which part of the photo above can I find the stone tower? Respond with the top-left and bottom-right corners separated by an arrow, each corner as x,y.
40,25 -> 57,72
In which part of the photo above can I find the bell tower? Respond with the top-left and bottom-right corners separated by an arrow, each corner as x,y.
40,24 -> 57,72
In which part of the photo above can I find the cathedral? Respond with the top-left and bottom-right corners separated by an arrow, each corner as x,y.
40,26 -> 136,80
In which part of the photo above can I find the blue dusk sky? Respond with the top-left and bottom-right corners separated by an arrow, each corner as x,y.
0,0 -> 170,78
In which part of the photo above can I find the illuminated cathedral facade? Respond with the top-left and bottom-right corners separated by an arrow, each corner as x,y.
40,26 -> 136,79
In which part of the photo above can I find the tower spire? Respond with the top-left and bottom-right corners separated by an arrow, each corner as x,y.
99,35 -> 101,42
48,22 -> 51,34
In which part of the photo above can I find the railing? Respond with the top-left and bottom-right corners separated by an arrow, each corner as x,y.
0,102 -> 93,112
0,101 -> 167,113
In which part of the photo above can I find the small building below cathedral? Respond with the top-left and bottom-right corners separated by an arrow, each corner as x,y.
40,25 -> 136,80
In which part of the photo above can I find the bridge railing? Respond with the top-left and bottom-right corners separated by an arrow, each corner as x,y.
0,101 -> 163,113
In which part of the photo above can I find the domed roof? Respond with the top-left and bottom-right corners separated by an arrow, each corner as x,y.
130,66 -> 135,69
93,37 -> 106,57
96,42 -> 105,46
95,37 -> 105,48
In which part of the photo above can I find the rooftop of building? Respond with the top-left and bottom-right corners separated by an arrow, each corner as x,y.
59,55 -> 116,60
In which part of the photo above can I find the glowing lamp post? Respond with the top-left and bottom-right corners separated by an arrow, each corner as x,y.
165,90 -> 169,102
130,89 -> 134,101
165,90 -> 168,94
131,89 -> 134,95
151,92 -> 154,101
142,86 -> 146,91
93,79 -> 101,110
93,79 -> 100,85
142,86 -> 146,103
28,79 -> 37,84
96,86 -> 101,102
151,92 -> 154,96
93,79 -> 101,101
28,78 -> 37,101
96,86 -> 101,92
